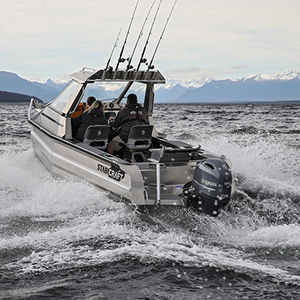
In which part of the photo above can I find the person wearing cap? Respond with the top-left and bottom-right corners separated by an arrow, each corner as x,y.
108,93 -> 148,154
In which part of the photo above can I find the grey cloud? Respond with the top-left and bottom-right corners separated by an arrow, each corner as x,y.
232,65 -> 248,70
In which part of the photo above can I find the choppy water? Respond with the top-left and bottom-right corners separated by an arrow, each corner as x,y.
0,102 -> 299,299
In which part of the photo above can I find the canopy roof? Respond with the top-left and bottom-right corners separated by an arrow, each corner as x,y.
70,68 -> 166,84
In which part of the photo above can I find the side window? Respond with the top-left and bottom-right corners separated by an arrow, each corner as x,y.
49,80 -> 80,113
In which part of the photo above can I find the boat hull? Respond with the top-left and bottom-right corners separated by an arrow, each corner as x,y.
30,124 -> 186,207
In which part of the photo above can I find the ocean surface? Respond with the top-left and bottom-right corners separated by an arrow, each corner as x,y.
0,102 -> 299,299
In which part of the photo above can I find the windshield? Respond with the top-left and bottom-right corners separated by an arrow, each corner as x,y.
49,80 -> 80,113
81,82 -> 146,104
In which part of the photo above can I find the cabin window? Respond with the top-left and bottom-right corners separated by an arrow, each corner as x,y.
49,80 -> 80,113
82,81 -> 146,104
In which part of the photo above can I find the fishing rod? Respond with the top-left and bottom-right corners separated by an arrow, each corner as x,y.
105,27 -> 122,70
126,0 -> 157,71
115,0 -> 139,71
147,0 -> 178,71
135,0 -> 163,72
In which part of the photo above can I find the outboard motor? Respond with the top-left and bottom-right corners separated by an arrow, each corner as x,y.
183,158 -> 233,216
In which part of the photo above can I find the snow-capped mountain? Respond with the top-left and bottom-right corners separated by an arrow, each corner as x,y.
247,70 -> 300,82
0,70 -> 299,103
157,70 -> 300,102
175,76 -> 300,103
163,78 -> 212,89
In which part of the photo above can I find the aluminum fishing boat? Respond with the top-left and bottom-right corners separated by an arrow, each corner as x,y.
28,0 -> 234,216
28,68 -> 234,216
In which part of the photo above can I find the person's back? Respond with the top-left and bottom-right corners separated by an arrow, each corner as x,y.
115,105 -> 148,141
72,100 -> 108,141
108,93 -> 148,154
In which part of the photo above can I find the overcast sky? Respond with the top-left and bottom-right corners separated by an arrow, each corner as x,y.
1,0 -> 300,81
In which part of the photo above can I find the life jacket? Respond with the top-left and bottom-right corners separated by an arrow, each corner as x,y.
119,104 -> 148,127
116,104 -> 148,141
71,102 -> 86,118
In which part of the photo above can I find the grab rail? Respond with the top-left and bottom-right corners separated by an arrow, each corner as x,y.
149,146 -> 165,206
28,98 -> 34,121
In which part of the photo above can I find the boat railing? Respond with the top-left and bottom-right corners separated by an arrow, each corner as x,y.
28,98 -> 44,121
28,98 -> 33,121
148,146 -> 165,206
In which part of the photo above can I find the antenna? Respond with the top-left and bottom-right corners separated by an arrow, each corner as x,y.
115,0 -> 139,71
135,0 -> 163,72
147,0 -> 178,71
105,27 -> 122,70
126,0 -> 157,71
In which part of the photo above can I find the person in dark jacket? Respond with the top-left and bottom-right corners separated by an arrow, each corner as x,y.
72,100 -> 108,141
108,93 -> 148,154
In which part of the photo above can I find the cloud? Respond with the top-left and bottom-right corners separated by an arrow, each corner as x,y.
164,66 -> 250,81
232,65 -> 248,70
1,0 -> 300,80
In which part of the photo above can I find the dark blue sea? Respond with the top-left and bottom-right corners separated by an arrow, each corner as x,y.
0,102 -> 299,299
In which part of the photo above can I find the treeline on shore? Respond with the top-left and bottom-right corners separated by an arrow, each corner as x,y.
0,90 -> 40,103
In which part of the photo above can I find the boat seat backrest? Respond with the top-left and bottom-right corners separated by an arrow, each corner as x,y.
126,125 -> 153,151
83,125 -> 110,150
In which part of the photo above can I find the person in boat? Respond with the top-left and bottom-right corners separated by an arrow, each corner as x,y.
72,99 -> 108,141
71,96 -> 96,118
85,96 -> 96,110
108,93 -> 149,154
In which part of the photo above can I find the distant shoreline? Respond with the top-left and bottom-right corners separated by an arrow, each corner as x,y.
1,100 -> 300,105
157,100 -> 300,104
0,101 -> 32,104
0,90 -> 41,103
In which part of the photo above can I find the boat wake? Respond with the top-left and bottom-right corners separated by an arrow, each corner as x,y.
1,103 -> 299,298
0,146 -> 299,291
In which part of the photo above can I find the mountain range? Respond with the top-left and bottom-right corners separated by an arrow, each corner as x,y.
0,70 -> 299,103
0,71 -> 65,102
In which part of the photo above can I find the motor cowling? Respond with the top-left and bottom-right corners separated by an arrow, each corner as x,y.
184,158 -> 233,216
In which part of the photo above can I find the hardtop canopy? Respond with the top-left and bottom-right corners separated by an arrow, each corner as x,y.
70,68 -> 166,84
